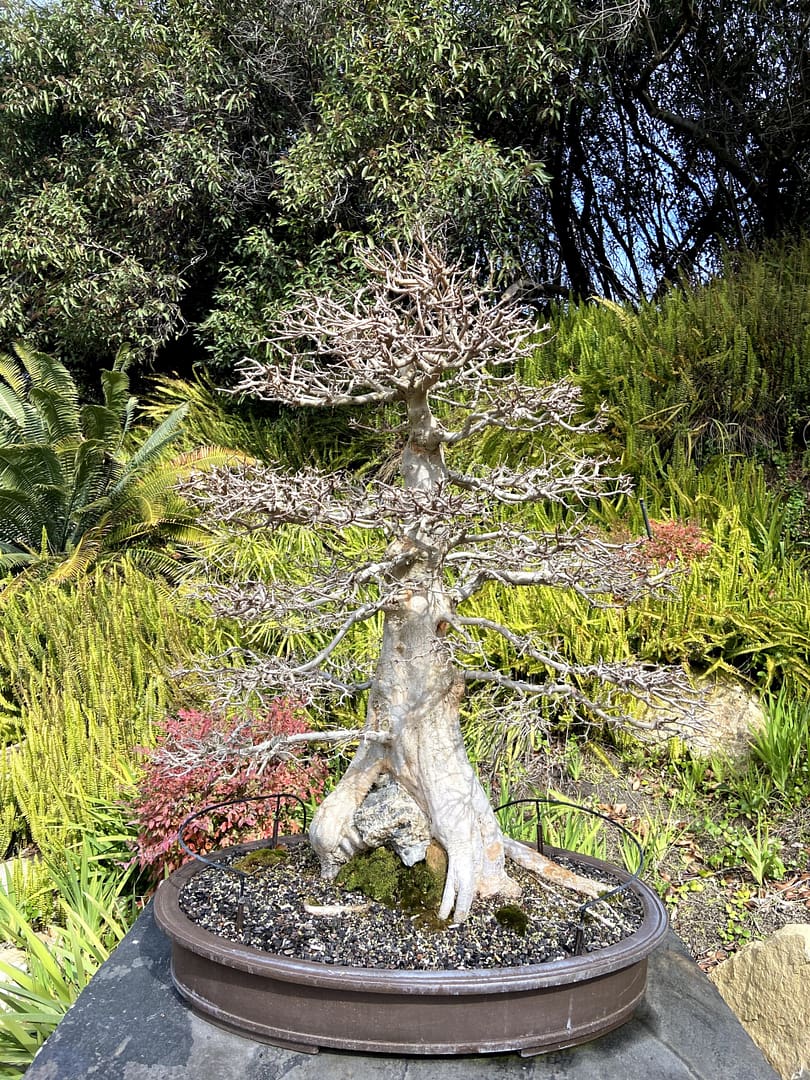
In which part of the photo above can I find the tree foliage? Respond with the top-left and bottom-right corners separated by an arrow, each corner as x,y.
0,0 -> 317,366
1,0 -> 808,369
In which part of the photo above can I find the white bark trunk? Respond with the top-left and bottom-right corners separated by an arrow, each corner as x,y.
309,384 -> 603,921
308,580 -> 603,920
309,580 -> 519,921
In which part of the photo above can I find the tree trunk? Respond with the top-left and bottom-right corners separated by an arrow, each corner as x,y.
309,578 -> 604,920
309,384 -> 603,922
308,574 -> 520,911
309,577 -> 523,921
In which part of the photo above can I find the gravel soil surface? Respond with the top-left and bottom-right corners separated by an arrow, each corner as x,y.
179,842 -> 644,970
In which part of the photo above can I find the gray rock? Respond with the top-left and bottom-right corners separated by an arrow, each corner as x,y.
638,671 -> 766,765
353,778 -> 431,866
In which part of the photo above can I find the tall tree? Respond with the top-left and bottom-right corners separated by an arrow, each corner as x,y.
535,0 -> 810,296
0,0 -> 318,366
207,0 -> 810,355
201,0 -> 597,366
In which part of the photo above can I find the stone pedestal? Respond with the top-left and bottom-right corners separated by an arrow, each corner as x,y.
710,924 -> 810,1079
23,904 -> 777,1080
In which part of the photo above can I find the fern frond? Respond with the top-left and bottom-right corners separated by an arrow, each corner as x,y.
13,345 -> 81,445
0,444 -> 64,490
109,403 -> 188,499
0,353 -> 28,400
0,490 -> 47,549
0,383 -> 27,430
49,533 -> 104,584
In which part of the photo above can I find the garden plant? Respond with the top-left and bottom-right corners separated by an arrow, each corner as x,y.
0,344 -> 225,581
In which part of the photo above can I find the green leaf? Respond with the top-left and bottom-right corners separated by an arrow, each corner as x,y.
0,385 -> 26,430
109,403 -> 188,498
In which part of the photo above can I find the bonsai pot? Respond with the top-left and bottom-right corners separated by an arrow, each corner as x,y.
154,837 -> 669,1057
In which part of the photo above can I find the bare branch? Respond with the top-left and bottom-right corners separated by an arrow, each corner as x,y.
451,615 -> 699,728
198,574 -> 392,627
451,528 -> 677,604
181,650 -> 372,710
181,462 -> 487,540
296,600 -> 387,673
181,464 -> 379,530
235,232 -> 539,410
463,663 -> 696,731
157,724 -> 390,780
447,458 -> 632,507
435,376 -> 606,444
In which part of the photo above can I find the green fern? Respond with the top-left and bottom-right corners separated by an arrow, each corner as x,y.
0,345 -> 232,580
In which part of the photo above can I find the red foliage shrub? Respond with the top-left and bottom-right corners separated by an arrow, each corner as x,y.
645,519 -> 712,565
132,700 -> 328,879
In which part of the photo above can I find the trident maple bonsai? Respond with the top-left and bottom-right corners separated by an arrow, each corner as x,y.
177,235 -> 686,923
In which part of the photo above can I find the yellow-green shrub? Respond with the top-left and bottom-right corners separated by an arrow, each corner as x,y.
0,559 -> 237,862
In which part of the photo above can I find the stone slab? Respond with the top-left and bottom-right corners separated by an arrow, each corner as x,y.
23,904 -> 777,1080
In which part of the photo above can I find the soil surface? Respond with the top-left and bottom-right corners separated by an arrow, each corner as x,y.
178,841 -> 645,970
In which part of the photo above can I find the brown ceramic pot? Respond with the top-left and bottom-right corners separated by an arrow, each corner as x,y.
154,838 -> 668,1057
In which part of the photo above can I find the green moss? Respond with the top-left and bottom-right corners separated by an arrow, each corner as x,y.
411,910 -> 451,933
399,860 -> 444,913
336,847 -> 402,904
233,846 -> 289,873
495,904 -> 530,935
336,845 -> 447,916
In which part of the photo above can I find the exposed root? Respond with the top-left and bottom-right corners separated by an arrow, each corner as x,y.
309,748 -> 386,878
503,837 -> 607,900
303,902 -> 371,917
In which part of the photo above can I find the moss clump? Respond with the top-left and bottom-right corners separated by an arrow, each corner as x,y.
336,847 -> 402,904
399,859 -> 444,913
495,904 -> 530,935
411,910 -> 451,933
233,846 -> 289,873
336,845 -> 447,917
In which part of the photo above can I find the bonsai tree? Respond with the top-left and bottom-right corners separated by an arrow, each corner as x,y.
179,236 -> 686,923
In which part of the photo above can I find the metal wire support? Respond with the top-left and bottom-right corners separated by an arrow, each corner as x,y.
640,497 -> 653,539
495,795 -> 647,957
176,792 -> 310,929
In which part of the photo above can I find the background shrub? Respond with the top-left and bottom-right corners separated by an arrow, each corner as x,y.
132,702 -> 328,879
